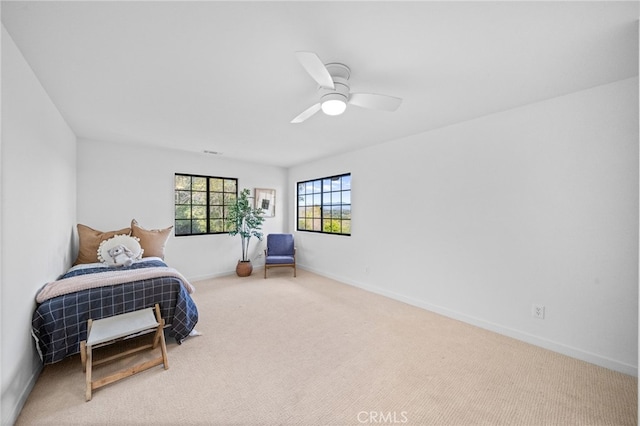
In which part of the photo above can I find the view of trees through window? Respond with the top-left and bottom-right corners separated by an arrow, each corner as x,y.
174,174 -> 238,236
297,173 -> 351,235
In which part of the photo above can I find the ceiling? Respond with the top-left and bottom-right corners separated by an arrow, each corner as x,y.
2,1 -> 638,168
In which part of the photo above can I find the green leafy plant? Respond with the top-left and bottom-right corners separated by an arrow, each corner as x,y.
226,188 -> 265,262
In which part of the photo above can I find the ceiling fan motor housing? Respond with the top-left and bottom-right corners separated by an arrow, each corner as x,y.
325,63 -> 350,80
321,78 -> 349,101
320,63 -> 351,107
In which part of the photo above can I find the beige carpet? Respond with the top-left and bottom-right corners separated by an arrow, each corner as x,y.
16,269 -> 637,425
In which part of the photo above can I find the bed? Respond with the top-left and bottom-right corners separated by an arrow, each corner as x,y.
32,257 -> 199,364
32,221 -> 199,365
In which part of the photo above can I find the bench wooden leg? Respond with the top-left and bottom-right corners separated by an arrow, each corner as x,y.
153,305 -> 169,369
80,340 -> 87,372
159,321 -> 169,370
85,344 -> 93,402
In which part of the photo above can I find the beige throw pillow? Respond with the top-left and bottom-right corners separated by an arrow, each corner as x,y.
131,219 -> 173,259
74,224 -> 132,265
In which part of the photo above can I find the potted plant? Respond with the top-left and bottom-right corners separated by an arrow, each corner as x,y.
226,188 -> 265,277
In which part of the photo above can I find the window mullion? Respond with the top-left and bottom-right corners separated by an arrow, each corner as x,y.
319,181 -> 324,225
205,177 -> 210,234
190,176 -> 195,235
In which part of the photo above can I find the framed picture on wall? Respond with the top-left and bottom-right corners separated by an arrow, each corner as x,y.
255,188 -> 276,218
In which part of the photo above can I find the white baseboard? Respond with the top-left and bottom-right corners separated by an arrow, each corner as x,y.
187,269 -> 236,282
187,265 -> 265,283
2,363 -> 42,426
300,265 -> 638,377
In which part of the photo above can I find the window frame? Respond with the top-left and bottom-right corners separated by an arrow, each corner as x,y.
174,173 -> 238,236
296,173 -> 351,236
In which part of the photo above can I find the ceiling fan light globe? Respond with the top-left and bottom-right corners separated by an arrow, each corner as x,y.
321,99 -> 347,116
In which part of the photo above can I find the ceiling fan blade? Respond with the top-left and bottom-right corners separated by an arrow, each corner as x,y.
291,103 -> 321,124
295,51 -> 335,90
348,93 -> 402,112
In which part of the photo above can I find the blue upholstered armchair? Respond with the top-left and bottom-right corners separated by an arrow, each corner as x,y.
264,234 -> 296,279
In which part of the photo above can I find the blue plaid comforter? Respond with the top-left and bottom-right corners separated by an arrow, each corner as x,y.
32,259 -> 199,364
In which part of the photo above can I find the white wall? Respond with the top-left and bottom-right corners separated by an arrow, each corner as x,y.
1,26 -> 77,425
289,77 -> 639,376
77,139 -> 288,280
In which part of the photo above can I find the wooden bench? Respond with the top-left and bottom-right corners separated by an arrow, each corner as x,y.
80,304 -> 169,401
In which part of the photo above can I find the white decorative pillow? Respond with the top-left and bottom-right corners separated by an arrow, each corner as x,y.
97,234 -> 144,266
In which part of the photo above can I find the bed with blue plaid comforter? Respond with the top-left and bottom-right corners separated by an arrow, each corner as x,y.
32,258 -> 199,364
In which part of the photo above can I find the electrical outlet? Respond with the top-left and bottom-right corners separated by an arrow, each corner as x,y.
532,304 -> 545,319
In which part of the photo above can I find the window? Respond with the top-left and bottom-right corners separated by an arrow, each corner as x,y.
297,173 -> 351,235
174,174 -> 238,236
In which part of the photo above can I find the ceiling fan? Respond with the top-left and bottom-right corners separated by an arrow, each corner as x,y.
291,51 -> 402,124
